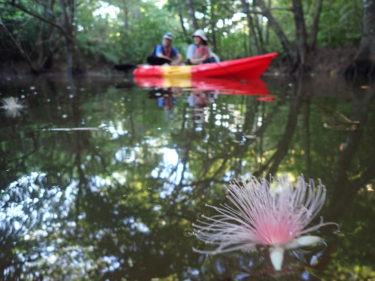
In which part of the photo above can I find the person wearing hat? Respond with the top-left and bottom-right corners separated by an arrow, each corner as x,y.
186,29 -> 218,65
147,32 -> 182,65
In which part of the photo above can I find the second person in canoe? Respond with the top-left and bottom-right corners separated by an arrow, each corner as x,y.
186,30 -> 219,65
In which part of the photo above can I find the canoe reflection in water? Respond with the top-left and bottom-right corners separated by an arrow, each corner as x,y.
135,76 -> 274,97
137,76 -> 275,125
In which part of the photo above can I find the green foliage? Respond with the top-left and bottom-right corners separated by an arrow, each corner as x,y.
0,0 -> 365,67
75,0 -> 185,64
318,0 -> 362,47
0,5 -> 39,60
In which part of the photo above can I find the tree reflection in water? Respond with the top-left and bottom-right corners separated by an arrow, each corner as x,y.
0,76 -> 374,280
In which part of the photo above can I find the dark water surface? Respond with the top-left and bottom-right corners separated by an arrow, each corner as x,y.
1,75 -> 374,280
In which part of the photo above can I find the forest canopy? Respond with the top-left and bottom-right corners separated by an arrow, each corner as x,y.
0,0 -> 368,74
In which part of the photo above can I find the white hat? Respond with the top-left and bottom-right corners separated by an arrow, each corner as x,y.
163,32 -> 173,40
192,29 -> 208,42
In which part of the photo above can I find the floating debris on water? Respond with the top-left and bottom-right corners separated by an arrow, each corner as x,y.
1,97 -> 25,118
42,126 -> 106,132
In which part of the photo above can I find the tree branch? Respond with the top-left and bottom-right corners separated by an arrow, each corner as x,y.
0,15 -> 38,72
5,1 -> 66,35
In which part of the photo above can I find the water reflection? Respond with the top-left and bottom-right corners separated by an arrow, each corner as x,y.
135,76 -> 272,97
138,76 -> 273,125
0,75 -> 375,280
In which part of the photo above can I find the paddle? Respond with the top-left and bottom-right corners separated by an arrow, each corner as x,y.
114,63 -> 137,72
146,56 -> 171,65
114,56 -> 171,72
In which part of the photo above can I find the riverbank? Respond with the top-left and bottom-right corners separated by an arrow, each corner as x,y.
0,44 -> 358,78
267,44 -> 357,76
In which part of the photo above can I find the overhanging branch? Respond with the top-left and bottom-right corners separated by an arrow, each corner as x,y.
0,15 -> 38,72
4,1 -> 66,35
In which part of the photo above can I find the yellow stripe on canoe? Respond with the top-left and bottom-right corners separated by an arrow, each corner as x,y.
162,65 -> 192,78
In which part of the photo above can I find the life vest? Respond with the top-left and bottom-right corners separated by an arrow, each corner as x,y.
193,45 -> 209,59
186,44 -> 219,63
153,44 -> 174,59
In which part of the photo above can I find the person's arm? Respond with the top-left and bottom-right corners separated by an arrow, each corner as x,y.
190,54 -> 208,64
186,44 -> 195,61
172,53 -> 183,65
171,47 -> 182,65
189,46 -> 209,64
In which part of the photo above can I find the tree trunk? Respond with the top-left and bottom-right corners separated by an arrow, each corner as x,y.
357,0 -> 375,61
59,0 -> 80,74
264,0 -> 271,45
36,23 -> 44,67
210,21 -> 217,51
123,5 -> 129,32
209,3 -> 217,52
187,0 -> 199,30
345,0 -> 375,80
35,11 -> 56,70
291,0 -> 308,72
177,5 -> 189,41
241,0 -> 261,54
254,15 -> 265,52
255,0 -> 295,66
64,36 -> 74,75
309,0 -> 324,52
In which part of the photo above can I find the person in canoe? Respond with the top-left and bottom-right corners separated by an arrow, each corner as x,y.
186,29 -> 219,65
147,32 -> 183,65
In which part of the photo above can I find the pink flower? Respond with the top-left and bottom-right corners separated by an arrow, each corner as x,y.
193,176 -> 337,271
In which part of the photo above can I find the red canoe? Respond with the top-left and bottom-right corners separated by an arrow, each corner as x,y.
134,53 -> 278,79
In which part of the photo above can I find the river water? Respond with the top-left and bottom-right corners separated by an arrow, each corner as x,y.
0,74 -> 374,280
